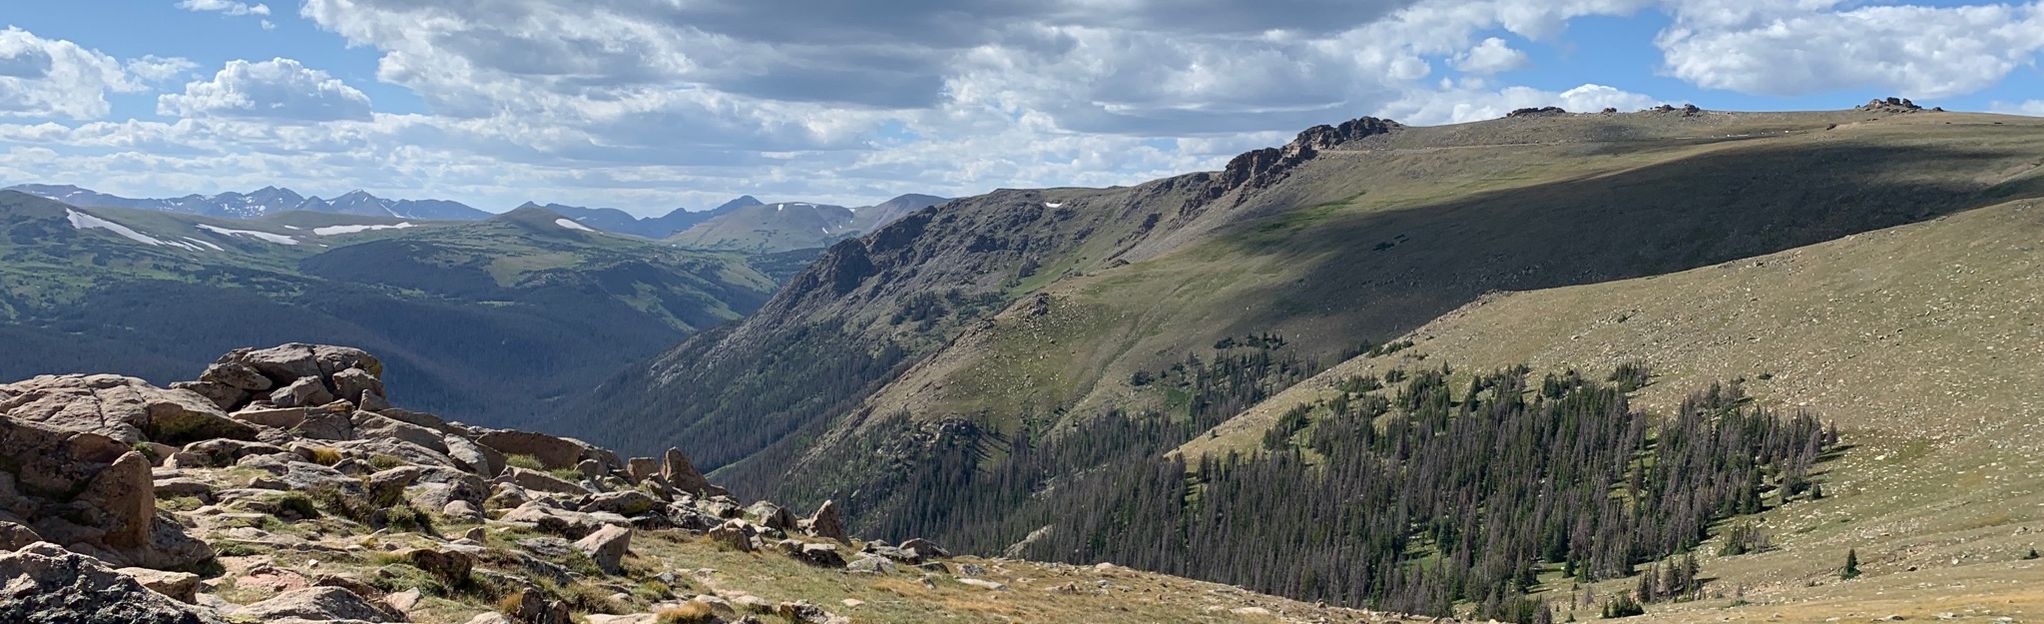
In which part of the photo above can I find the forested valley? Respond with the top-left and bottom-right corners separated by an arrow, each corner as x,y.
806,341 -> 1839,622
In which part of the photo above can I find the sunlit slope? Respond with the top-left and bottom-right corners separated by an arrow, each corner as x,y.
1174,197 -> 2044,621
850,111 -> 2044,444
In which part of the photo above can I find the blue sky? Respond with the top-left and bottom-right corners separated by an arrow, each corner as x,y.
1,0 -> 2041,215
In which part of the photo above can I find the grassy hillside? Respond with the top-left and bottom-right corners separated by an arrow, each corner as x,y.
1178,195 -> 2044,621
0,195 -> 777,426
561,107 -> 2044,619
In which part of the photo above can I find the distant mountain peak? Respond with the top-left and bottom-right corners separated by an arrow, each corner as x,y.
713,195 -> 765,212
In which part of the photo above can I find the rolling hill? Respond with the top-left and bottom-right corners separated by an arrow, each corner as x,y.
560,105 -> 2044,620
0,194 -> 777,426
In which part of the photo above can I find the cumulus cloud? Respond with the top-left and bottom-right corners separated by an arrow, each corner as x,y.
126,55 -> 200,83
1658,1 -> 2044,99
1454,37 -> 1529,74
1380,82 -> 1659,125
2,1 -> 2041,214
0,28 -> 148,120
1993,100 -> 2044,116
176,0 -> 271,17
158,58 -> 374,122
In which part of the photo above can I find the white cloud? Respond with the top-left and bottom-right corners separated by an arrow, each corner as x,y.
1454,37 -> 1529,74
159,58 -> 374,122
125,55 -> 200,83
0,27 -> 147,120
2,0 -> 2040,215
1380,82 -> 1659,125
1993,100 -> 2044,117
1658,1 -> 2044,99
176,0 -> 272,17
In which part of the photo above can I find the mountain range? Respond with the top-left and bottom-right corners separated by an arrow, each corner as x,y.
0,192 -> 780,425
556,105 -> 2044,620
9,184 -> 947,248
6,184 -> 493,221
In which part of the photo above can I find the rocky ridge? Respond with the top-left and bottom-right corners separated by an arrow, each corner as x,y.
0,343 -> 1412,623
0,343 -> 934,623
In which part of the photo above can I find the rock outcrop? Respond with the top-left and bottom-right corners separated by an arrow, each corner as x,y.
1858,96 -> 1933,113
0,343 -> 986,623
0,542 -> 223,624
1187,116 -> 1402,213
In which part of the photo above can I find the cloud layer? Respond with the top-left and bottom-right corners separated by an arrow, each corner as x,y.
0,0 -> 2040,213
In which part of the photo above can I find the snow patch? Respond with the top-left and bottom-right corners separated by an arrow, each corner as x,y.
556,218 -> 595,232
197,224 -> 300,245
183,237 -> 224,252
66,209 -> 172,247
312,222 -> 415,236
1044,202 -> 1064,209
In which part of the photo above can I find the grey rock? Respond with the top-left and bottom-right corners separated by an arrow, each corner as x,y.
330,368 -> 385,406
199,362 -> 271,392
0,542 -> 224,624
270,377 -> 335,409
234,586 -> 398,622
573,524 -> 631,574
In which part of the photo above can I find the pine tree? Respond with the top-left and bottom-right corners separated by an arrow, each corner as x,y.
1841,549 -> 1862,580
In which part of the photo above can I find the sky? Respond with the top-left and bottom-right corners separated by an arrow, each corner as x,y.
1,0 -> 2041,216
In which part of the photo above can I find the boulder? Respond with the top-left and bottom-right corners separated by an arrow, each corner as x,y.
234,586 -> 398,622
198,362 -> 271,392
573,524 -> 632,574
443,500 -> 485,522
235,454 -> 359,493
0,521 -> 42,550
899,538 -> 950,561
0,542 -> 224,624
330,368 -> 385,405
0,374 -> 255,444
801,499 -> 847,543
661,447 -> 716,495
116,566 -> 202,603
744,501 -> 795,531
168,381 -> 244,411
217,343 -> 382,388
331,437 -> 458,469
152,478 -> 215,502
776,601 -> 846,624
182,438 -> 287,467
500,587 -> 572,624
269,377 -> 335,409
230,406 -> 307,430
443,434 -> 504,477
707,519 -> 759,552
398,547 -> 475,585
502,467 -> 587,495
846,555 -> 897,574
354,413 -> 448,453
625,457 -> 658,483
77,451 -> 154,548
500,503 -> 618,538
788,542 -> 846,568
476,430 -> 586,470
582,490 -> 659,516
